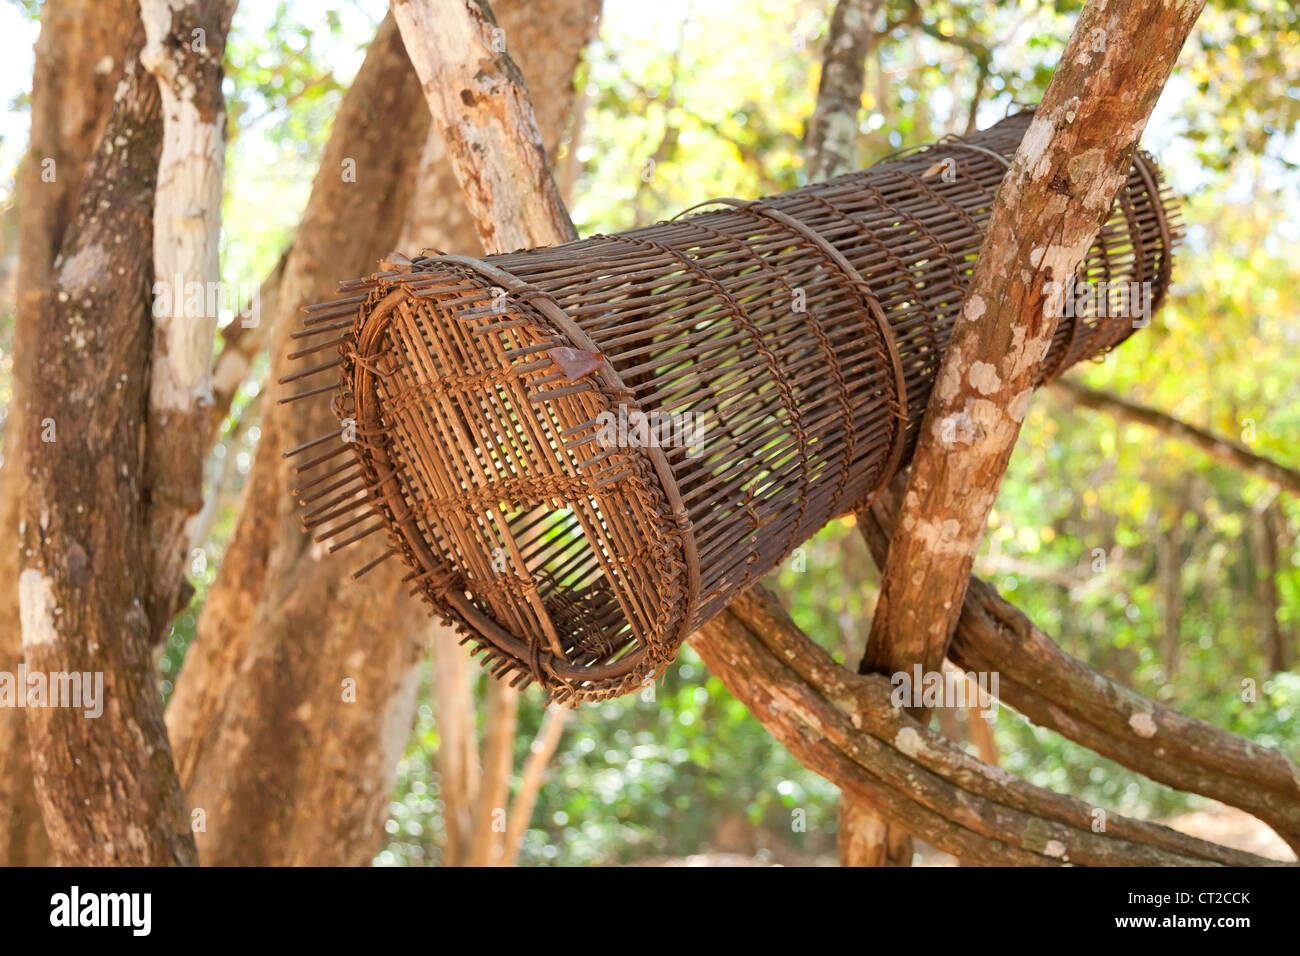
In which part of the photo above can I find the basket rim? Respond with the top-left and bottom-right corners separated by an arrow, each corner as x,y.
346,264 -> 698,692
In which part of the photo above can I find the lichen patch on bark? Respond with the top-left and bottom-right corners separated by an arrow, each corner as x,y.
18,569 -> 60,651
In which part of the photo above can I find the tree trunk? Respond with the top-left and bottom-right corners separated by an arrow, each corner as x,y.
1256,498 -> 1289,673
19,32 -> 198,865
163,14 -> 432,865
1157,501 -> 1184,680
805,0 -> 883,182
865,0 -> 1207,679
500,704 -> 568,866
467,680 -> 519,865
432,625 -> 480,866
838,794 -> 912,866
139,0 -> 238,645
0,0 -> 137,867
165,0 -> 598,865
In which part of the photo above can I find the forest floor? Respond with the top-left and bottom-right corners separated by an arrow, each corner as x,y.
1159,801 -> 1296,862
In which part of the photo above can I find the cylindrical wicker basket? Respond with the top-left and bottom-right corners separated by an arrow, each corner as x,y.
282,110 -> 1180,703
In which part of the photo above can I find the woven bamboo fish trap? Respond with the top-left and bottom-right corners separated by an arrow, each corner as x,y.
281,110 -> 1180,703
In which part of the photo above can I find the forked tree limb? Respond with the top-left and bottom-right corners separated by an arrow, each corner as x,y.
1052,377 -> 1300,496
855,487 -> 1300,853
862,0 -> 1207,681
692,591 -> 1279,866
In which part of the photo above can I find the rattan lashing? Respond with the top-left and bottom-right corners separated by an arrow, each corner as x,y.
281,111 -> 1181,704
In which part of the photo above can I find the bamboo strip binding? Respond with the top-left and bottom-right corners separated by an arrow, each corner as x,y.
281,111 -> 1181,703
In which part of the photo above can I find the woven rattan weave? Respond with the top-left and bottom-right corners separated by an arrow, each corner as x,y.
281,110 -> 1180,703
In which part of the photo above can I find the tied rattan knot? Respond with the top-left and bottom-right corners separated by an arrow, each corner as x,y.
280,111 -> 1182,704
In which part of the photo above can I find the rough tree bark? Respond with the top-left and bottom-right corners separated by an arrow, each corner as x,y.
18,32 -> 198,865
165,0 -> 597,864
139,0 -> 238,644
0,0 -> 137,867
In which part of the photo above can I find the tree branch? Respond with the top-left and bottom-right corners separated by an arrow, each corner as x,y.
501,704 -> 569,866
208,250 -> 284,446
805,0 -> 884,182
862,0 -> 1207,682
432,623 -> 480,866
468,678 -> 519,865
692,590 -> 1279,866
855,484 -> 1300,852
139,0 -> 237,646
392,0 -> 578,250
1053,377 -> 1300,496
